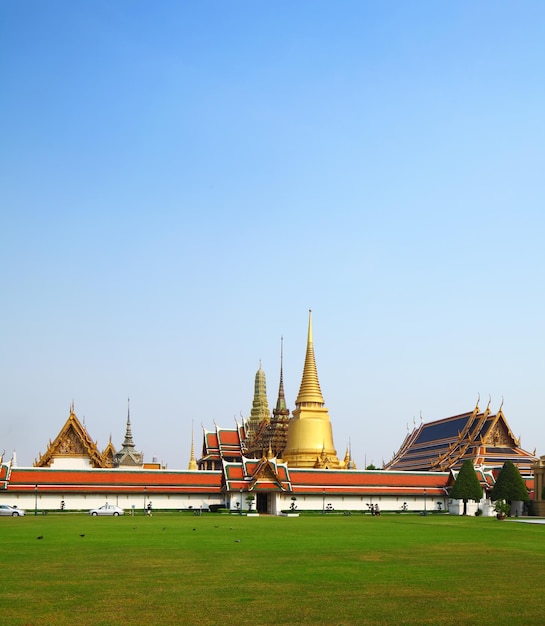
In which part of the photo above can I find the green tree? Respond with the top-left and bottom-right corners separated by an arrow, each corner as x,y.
490,460 -> 529,504
449,459 -> 483,515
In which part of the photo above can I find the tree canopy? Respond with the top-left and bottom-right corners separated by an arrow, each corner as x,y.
490,460 -> 529,502
449,460 -> 483,514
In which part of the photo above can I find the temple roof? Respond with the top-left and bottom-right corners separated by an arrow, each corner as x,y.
385,402 -> 537,475
34,403 -> 105,468
222,456 -> 292,492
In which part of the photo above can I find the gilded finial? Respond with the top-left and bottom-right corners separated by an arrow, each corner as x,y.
188,420 -> 197,470
499,396 -> 504,412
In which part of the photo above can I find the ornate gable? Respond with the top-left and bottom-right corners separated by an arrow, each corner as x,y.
101,438 -> 117,468
35,404 -> 105,468
483,411 -> 518,447
245,457 -> 289,491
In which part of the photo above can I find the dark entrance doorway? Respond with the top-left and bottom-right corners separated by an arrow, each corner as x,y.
257,493 -> 268,513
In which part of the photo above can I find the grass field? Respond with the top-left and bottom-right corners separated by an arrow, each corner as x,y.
0,512 -> 544,625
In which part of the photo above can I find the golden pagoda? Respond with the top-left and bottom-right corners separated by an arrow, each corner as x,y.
245,338 -> 291,459
245,363 -> 271,443
282,310 -> 342,468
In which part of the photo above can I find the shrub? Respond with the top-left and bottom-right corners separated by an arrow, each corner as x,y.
449,459 -> 483,515
490,461 -> 529,503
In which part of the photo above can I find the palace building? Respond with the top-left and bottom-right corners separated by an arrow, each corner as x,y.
0,312 -> 537,515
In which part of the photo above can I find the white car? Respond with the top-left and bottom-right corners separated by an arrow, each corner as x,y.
89,504 -> 124,516
0,504 -> 25,516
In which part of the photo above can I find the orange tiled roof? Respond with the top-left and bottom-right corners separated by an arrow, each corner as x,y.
6,467 -> 223,494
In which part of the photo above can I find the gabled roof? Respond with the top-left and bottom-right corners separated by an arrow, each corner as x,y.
101,438 -> 117,468
35,405 -> 105,468
222,455 -> 291,492
200,425 -> 244,463
385,403 -> 536,475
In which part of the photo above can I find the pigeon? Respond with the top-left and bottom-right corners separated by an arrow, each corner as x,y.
80,534 -> 85,538
235,539 -> 241,543
37,536 -> 43,540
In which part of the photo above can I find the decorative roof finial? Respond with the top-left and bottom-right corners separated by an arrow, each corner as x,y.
188,420 -> 197,470
274,336 -> 289,416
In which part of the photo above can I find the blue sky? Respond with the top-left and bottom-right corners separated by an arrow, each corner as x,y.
1,2 -> 544,468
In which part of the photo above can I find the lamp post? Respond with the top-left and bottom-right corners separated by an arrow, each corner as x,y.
424,488 -> 427,516
144,486 -> 147,513
239,489 -> 243,515
322,490 -> 326,515
34,484 -> 38,516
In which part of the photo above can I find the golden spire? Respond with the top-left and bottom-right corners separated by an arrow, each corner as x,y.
282,310 -> 341,468
188,421 -> 197,470
295,310 -> 325,406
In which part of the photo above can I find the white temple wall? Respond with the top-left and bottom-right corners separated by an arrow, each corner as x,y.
0,492 -> 225,513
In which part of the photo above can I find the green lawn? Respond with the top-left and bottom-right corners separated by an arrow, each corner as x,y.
0,513 -> 543,625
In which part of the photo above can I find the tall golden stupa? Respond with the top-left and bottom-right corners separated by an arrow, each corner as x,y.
282,310 -> 342,468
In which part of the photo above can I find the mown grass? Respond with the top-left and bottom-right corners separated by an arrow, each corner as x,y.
0,513 -> 544,625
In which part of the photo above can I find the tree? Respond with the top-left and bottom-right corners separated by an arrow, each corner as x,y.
449,459 -> 483,515
490,460 -> 529,504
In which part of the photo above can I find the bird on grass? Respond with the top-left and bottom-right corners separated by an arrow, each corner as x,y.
37,536 -> 43,540
235,539 -> 241,543
80,534 -> 85,538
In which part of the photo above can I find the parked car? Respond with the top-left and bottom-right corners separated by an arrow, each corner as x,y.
0,504 -> 25,516
89,504 -> 124,516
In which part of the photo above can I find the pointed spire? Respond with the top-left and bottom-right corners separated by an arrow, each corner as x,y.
188,421 -> 197,470
295,310 -> 325,406
248,362 -> 270,427
122,398 -> 135,448
274,336 -> 289,417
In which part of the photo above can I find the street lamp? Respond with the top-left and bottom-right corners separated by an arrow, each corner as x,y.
34,484 -> 38,516
239,489 -> 243,515
424,488 -> 427,516
144,486 -> 147,513
322,490 -> 326,515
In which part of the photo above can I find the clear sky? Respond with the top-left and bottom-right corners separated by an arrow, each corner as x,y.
1,2 -> 544,469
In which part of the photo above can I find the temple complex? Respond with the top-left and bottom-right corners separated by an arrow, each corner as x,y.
0,311 -> 539,515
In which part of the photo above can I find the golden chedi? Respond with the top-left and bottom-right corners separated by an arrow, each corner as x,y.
283,310 -> 342,468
